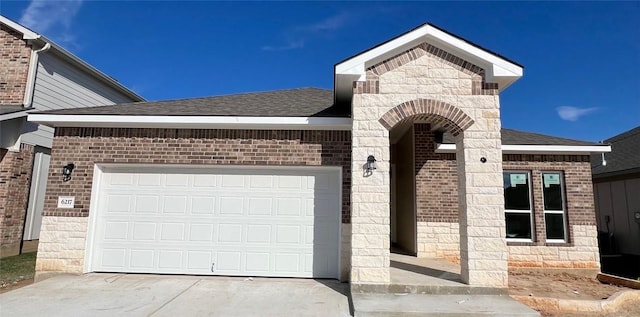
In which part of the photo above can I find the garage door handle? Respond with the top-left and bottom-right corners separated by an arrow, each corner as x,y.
211,262 -> 215,272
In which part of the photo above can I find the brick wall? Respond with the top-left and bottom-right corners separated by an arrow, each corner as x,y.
414,123 -> 457,222
0,144 -> 35,257
413,141 -> 599,268
0,25 -> 31,105
43,128 -> 352,222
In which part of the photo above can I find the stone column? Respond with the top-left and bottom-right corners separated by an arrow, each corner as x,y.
349,94 -> 391,284
456,117 -> 509,288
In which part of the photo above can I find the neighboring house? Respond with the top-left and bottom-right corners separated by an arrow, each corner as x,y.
0,16 -> 143,258
28,23 -> 610,288
591,126 -> 640,278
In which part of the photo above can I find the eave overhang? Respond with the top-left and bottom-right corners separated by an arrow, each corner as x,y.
28,114 -> 352,131
0,15 -> 145,102
436,143 -> 612,155
334,23 -> 523,105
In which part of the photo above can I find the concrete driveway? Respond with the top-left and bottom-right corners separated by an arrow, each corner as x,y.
0,274 -> 352,316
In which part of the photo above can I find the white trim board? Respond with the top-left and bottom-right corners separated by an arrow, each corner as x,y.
335,23 -> 523,91
28,114 -> 352,130
436,143 -> 611,154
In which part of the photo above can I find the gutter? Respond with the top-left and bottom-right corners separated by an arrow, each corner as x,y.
435,143 -> 612,154
28,114 -> 353,131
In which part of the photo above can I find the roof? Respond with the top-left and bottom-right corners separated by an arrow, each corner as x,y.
0,15 -> 144,102
336,22 -> 523,69
34,88 -> 346,117
591,126 -> 640,178
334,22 -> 524,107
0,105 -> 31,121
443,128 -> 601,146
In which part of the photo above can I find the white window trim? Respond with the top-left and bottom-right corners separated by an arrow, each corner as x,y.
541,171 -> 568,243
504,170 -> 534,242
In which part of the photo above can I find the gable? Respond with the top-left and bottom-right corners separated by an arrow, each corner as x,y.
370,42 -> 497,96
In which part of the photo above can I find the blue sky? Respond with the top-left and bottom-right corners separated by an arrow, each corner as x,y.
2,1 -> 639,142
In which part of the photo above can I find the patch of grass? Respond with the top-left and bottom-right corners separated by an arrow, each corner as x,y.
0,252 -> 37,284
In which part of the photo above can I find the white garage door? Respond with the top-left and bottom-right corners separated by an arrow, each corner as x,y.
89,166 -> 341,278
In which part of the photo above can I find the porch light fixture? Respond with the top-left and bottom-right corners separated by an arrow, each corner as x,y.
366,155 -> 377,172
62,163 -> 75,182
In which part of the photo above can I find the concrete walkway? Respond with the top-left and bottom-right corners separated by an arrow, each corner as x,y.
0,274 -> 352,316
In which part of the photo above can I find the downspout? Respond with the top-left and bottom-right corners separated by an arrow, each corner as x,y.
8,41 -> 49,152
600,141 -> 607,167
18,41 -> 50,254
23,41 -> 51,107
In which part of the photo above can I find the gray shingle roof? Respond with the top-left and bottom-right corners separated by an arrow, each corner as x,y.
36,87 -> 347,117
31,86 -> 608,149
591,126 -> 640,178
443,128 -> 601,146
0,105 -> 27,116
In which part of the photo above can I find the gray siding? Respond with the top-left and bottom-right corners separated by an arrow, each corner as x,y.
22,52 -> 137,147
594,177 -> 640,255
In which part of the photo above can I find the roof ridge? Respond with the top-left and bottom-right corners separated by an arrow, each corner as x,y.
135,87 -> 332,105
605,125 -> 640,143
502,127 -> 594,143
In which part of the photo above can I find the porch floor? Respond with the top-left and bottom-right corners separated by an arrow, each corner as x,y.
351,253 -> 540,316
390,252 -> 463,287
352,252 -> 506,295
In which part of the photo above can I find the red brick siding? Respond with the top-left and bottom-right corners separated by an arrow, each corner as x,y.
0,144 -> 35,257
0,25 -> 31,105
44,128 -> 352,223
412,132 -> 596,245
414,124 -> 458,222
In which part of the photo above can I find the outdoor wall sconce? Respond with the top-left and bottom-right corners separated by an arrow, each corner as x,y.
62,163 -> 75,182
366,155 -> 377,171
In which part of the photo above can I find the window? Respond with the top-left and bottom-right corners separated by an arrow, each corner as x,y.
542,172 -> 567,242
503,171 -> 533,240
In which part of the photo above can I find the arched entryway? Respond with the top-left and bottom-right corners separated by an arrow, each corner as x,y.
381,99 -> 473,255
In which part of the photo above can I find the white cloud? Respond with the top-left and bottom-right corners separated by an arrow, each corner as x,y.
19,0 -> 83,46
556,106 -> 598,121
262,12 -> 353,52
261,40 -> 305,52
303,12 -> 351,32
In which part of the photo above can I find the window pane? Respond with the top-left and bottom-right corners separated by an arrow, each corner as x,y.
503,172 -> 530,210
545,213 -> 565,240
505,213 -> 532,239
543,173 -> 563,211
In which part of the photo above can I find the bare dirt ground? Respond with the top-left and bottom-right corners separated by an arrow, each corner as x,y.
509,269 -> 640,317
0,278 -> 34,294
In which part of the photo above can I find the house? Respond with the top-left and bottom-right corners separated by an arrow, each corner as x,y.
27,23 -> 611,288
0,16 -> 144,258
591,126 -> 640,279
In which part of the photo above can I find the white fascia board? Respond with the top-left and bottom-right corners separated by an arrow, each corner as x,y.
335,24 -> 523,82
28,114 -> 353,131
0,16 -> 38,39
435,143 -> 611,154
0,110 -> 29,121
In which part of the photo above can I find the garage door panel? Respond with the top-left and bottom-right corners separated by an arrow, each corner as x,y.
138,174 -> 162,186
92,168 -> 340,278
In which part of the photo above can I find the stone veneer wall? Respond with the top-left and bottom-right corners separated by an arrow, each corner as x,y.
351,42 -> 508,287
36,128 -> 353,278
0,25 -> 31,105
414,151 -> 599,269
0,144 -> 35,257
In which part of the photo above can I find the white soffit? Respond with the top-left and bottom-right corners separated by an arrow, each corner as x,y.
334,23 -> 523,98
27,114 -> 352,131
435,143 -> 611,154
